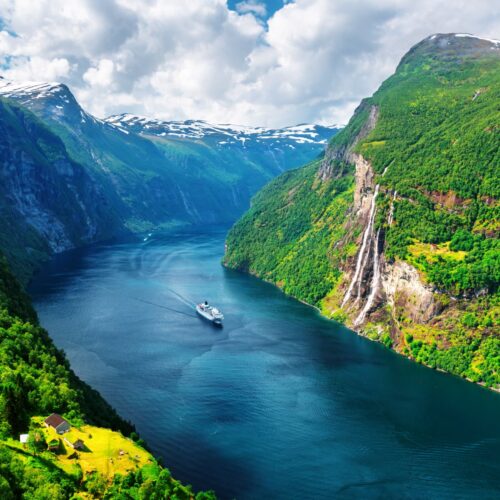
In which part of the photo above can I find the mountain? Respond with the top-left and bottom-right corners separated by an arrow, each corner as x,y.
0,96 -> 122,282
0,78 -> 339,282
106,113 -> 336,148
224,34 -> 500,390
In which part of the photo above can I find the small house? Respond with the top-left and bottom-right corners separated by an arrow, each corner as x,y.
19,434 -> 29,445
44,413 -> 70,434
64,437 -> 85,450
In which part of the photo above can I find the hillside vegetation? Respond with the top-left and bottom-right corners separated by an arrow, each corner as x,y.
225,34 -> 499,389
0,256 -> 215,498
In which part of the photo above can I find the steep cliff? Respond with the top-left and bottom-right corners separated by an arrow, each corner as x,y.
0,98 -> 122,282
225,34 -> 499,389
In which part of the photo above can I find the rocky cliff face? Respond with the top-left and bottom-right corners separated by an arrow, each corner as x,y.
318,103 -> 378,181
0,98 -> 121,281
333,142 -> 440,336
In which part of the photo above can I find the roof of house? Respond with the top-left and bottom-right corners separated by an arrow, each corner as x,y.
19,434 -> 29,443
44,413 -> 69,429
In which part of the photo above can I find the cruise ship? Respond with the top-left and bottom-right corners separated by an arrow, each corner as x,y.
196,301 -> 224,326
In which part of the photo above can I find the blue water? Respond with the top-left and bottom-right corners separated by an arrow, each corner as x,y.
29,230 -> 500,499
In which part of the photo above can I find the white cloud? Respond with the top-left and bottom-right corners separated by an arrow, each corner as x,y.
1,54 -> 72,82
236,1 -> 267,18
83,59 -> 115,87
0,0 -> 498,126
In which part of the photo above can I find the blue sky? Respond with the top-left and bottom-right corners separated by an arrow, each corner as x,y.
0,0 -> 498,126
227,0 -> 287,22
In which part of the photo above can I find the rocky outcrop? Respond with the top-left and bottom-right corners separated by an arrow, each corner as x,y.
333,106 -> 439,335
318,104 -> 378,181
381,261 -> 439,324
331,106 -> 384,321
351,153 -> 377,218
337,149 -> 440,339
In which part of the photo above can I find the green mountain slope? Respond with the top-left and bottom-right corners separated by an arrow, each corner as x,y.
224,34 -> 499,389
0,255 -> 215,499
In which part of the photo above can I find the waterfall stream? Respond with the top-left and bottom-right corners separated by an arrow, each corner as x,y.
387,190 -> 397,226
341,184 -> 379,307
356,213 -> 377,301
355,228 -> 381,326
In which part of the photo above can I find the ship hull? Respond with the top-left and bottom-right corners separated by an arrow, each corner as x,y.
196,307 -> 223,327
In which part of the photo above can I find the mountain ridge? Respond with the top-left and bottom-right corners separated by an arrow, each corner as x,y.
105,113 -> 340,144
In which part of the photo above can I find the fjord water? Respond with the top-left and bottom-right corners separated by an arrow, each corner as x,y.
30,231 -> 500,499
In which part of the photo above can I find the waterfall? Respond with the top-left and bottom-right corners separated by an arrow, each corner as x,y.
356,245 -> 371,301
355,228 -> 381,326
342,184 -> 380,307
355,204 -> 378,300
387,190 -> 397,226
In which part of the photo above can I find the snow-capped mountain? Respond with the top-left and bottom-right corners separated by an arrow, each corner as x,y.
0,78 -> 64,101
0,78 -> 106,129
105,113 -> 339,147
0,78 -> 339,148
0,76 -> 340,277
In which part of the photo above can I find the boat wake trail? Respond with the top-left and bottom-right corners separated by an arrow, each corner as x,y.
94,284 -> 197,319
129,296 -> 197,319
164,288 -> 195,308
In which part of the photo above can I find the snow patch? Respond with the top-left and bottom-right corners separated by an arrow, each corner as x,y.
454,33 -> 500,45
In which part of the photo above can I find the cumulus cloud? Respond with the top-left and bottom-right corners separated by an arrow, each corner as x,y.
235,1 -> 267,18
0,0 -> 498,126
83,59 -> 115,87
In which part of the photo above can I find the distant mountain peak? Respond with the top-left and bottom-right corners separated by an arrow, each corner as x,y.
426,33 -> 500,46
105,113 -> 340,146
0,78 -> 80,113
0,79 -> 65,97
0,78 -> 105,129
398,32 -> 500,71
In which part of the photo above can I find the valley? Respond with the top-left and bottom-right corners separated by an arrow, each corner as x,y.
0,25 -> 498,499
28,230 -> 500,499
0,77 -> 338,283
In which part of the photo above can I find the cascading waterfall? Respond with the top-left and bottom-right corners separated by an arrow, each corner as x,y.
341,184 -> 380,307
355,228 -> 381,326
387,190 -> 397,226
356,212 -> 377,301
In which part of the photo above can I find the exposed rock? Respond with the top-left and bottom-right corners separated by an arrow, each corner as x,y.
351,153 -> 376,215
325,103 -> 383,320
318,104 -> 379,181
0,99 -> 121,279
339,149 -> 439,331
381,260 -> 439,324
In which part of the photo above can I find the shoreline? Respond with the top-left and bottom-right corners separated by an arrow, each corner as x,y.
223,263 -> 500,395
